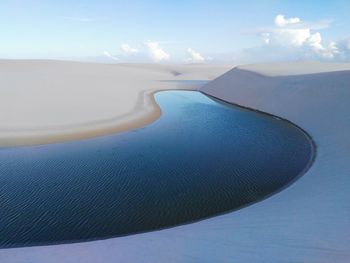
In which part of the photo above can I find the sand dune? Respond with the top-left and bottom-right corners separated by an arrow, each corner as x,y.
0,60 -> 231,146
1,61 -> 350,262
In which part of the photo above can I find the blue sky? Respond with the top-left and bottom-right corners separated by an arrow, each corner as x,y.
1,0 -> 350,63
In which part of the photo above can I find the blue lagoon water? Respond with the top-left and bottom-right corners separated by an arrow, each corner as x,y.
0,91 -> 313,247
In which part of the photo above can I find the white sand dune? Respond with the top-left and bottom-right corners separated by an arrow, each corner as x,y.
1,61 -> 350,262
0,60 -> 231,146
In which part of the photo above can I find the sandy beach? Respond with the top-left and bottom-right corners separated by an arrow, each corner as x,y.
1,60 -> 350,262
0,60 -> 231,147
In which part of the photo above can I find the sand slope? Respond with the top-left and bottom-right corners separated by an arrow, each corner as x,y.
1,61 -> 350,263
0,60 -> 231,146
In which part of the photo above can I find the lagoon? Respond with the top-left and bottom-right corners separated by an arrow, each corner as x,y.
0,91 -> 313,247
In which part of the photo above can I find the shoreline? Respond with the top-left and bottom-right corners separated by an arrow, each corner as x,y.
0,60 -> 231,147
0,89 -> 164,148
1,88 -> 223,148
1,88 -> 199,148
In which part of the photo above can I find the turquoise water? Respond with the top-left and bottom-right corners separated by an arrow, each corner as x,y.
0,91 -> 313,247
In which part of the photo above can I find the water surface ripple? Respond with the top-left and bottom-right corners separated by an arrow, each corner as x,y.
0,91 -> 313,247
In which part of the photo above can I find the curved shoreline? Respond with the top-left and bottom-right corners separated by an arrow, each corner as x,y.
202,90 -> 317,162
0,89 -> 163,148
201,90 -> 317,210
0,90 -> 315,249
1,88 -> 207,148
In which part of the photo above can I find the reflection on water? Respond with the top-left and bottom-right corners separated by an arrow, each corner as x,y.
0,91 -> 313,247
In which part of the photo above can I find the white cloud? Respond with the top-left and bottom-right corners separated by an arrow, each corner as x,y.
270,28 -> 310,46
261,14 -> 340,59
121,43 -> 139,54
275,14 -> 301,27
304,33 -> 338,58
144,41 -> 169,62
186,48 -> 205,63
319,41 -> 339,59
306,32 -> 323,50
103,51 -> 119,61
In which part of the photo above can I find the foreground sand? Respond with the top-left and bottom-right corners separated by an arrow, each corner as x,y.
0,60 -> 231,147
1,61 -> 350,263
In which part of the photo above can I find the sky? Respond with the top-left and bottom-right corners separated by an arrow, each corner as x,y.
1,0 -> 350,63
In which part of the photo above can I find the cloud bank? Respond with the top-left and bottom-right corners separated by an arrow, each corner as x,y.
259,14 -> 343,60
100,16 -> 349,64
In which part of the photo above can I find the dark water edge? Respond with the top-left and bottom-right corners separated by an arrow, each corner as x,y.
0,91 -> 314,248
